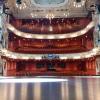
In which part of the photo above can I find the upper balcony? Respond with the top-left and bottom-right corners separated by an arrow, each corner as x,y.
10,17 -> 92,34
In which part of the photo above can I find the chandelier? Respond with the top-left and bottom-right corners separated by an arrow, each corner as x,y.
46,13 -> 55,19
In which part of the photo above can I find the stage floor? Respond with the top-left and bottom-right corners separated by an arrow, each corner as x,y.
0,76 -> 100,100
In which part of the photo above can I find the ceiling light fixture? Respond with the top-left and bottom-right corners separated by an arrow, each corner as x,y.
46,13 -> 55,19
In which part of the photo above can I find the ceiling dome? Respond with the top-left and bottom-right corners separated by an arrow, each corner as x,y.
32,0 -> 68,7
34,0 -> 65,4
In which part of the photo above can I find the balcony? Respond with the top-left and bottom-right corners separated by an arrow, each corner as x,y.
10,17 -> 92,34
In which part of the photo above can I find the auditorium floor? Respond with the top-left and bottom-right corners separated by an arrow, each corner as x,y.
0,76 -> 100,100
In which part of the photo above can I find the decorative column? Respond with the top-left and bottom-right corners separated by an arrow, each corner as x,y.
96,57 -> 100,75
92,12 -> 100,46
0,4 -> 5,76
0,4 -> 3,47
93,13 -> 100,75
2,59 -> 7,76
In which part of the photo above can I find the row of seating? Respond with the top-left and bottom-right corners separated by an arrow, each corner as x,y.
15,71 -> 90,76
8,35 -> 86,48
15,46 -> 86,54
13,39 -> 83,48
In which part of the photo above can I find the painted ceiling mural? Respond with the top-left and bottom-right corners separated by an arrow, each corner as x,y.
34,0 -> 65,5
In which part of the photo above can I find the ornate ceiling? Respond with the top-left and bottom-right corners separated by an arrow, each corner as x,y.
33,0 -> 66,7
4,0 -> 96,18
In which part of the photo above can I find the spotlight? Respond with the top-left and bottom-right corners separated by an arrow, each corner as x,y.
16,0 -> 21,4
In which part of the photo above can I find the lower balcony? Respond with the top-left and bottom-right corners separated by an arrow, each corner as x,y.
4,59 -> 96,76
